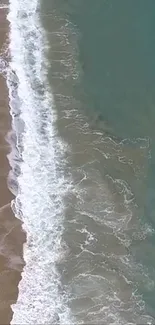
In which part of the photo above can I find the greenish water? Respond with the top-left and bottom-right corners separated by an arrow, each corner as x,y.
64,0 -> 155,261
40,0 -> 155,323
65,0 -> 155,236
66,0 -> 155,137
70,1 -> 155,243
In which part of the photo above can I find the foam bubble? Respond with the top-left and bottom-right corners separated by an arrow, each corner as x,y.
0,56 -> 7,74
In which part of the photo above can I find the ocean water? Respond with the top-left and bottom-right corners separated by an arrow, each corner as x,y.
6,0 -> 155,323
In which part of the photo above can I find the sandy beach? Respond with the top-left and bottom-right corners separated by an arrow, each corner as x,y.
0,5 -> 25,324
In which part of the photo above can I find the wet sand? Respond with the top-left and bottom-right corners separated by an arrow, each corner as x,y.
0,5 -> 25,325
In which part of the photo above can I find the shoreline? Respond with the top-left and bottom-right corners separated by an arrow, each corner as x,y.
0,5 -> 25,324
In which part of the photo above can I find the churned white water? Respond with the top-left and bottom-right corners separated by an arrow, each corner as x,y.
0,4 -> 9,9
7,0 -> 73,323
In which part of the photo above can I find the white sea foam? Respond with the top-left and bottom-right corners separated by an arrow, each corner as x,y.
7,0 -> 73,323
0,56 -> 6,73
0,4 -> 9,9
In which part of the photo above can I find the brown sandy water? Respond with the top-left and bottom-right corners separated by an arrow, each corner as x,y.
0,5 -> 25,324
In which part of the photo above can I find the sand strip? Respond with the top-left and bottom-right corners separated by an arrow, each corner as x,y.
0,6 -> 25,325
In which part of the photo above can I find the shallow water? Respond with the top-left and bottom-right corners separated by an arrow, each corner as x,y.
8,0 -> 155,323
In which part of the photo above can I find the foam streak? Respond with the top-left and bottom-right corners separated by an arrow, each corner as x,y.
7,0 -> 73,323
